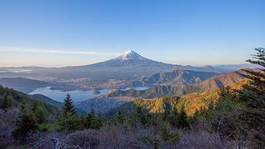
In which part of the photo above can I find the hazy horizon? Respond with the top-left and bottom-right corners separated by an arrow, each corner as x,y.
0,0 -> 264,67
0,48 -> 251,68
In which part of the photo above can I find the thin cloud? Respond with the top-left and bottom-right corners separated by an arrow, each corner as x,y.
0,46 -> 120,56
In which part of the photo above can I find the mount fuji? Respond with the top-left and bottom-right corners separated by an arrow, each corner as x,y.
91,50 -> 173,67
1,50 -> 241,82
116,50 -> 147,61
59,50 -> 178,80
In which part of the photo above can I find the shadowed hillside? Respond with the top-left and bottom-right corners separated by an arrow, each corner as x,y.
0,77 -> 49,93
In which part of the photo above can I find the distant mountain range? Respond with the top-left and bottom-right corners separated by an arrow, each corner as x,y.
0,50 -> 257,90
132,69 -> 219,86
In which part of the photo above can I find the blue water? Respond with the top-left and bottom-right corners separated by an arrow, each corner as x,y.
121,86 -> 149,91
29,86 -> 149,103
29,87 -> 110,103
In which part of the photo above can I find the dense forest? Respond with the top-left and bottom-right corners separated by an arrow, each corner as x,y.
0,48 -> 264,148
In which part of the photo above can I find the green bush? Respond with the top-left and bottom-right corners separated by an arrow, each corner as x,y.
85,112 -> 103,129
59,113 -> 83,131
160,126 -> 180,144
38,123 -> 60,132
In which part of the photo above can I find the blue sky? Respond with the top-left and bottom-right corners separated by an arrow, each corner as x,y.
0,0 -> 264,67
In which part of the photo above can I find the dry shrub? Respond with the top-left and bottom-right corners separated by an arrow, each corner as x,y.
65,130 -> 100,149
175,130 -> 236,149
62,125 -> 237,149
0,108 -> 19,147
21,123 -> 239,149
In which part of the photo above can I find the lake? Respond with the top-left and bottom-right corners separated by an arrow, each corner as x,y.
29,86 -> 149,103
121,86 -> 149,91
29,87 -> 110,103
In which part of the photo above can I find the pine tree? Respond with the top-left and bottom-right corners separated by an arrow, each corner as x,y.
85,111 -> 96,128
243,48 -> 265,95
32,103 -> 48,124
163,101 -> 171,120
168,106 -> 179,127
60,94 -> 82,131
85,111 -> 102,129
13,104 -> 37,139
63,94 -> 75,117
241,48 -> 265,145
116,111 -> 125,124
135,106 -> 150,126
177,106 -> 190,129
1,95 -> 12,111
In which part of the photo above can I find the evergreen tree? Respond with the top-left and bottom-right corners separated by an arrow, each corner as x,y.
241,48 -> 265,145
32,103 -> 48,124
63,94 -> 75,117
85,111 -> 96,128
177,106 -> 190,129
116,111 -> 125,124
243,48 -> 265,96
167,106 -> 179,127
61,114 -> 83,131
1,95 -> 12,111
85,111 -> 102,129
60,94 -> 82,131
13,104 -> 38,139
135,106 -> 150,126
163,101 -> 171,120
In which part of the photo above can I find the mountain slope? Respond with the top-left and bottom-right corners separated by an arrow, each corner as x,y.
76,96 -> 134,113
53,50 -> 178,80
109,84 -> 191,99
92,50 -> 164,66
109,70 -> 245,99
0,86 -> 60,116
197,70 -> 245,91
108,79 -> 248,117
133,69 -> 219,86
0,77 -> 49,93
30,94 -> 63,108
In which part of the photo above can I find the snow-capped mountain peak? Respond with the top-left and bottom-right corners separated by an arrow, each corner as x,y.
116,50 -> 146,61
92,50 -> 163,67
